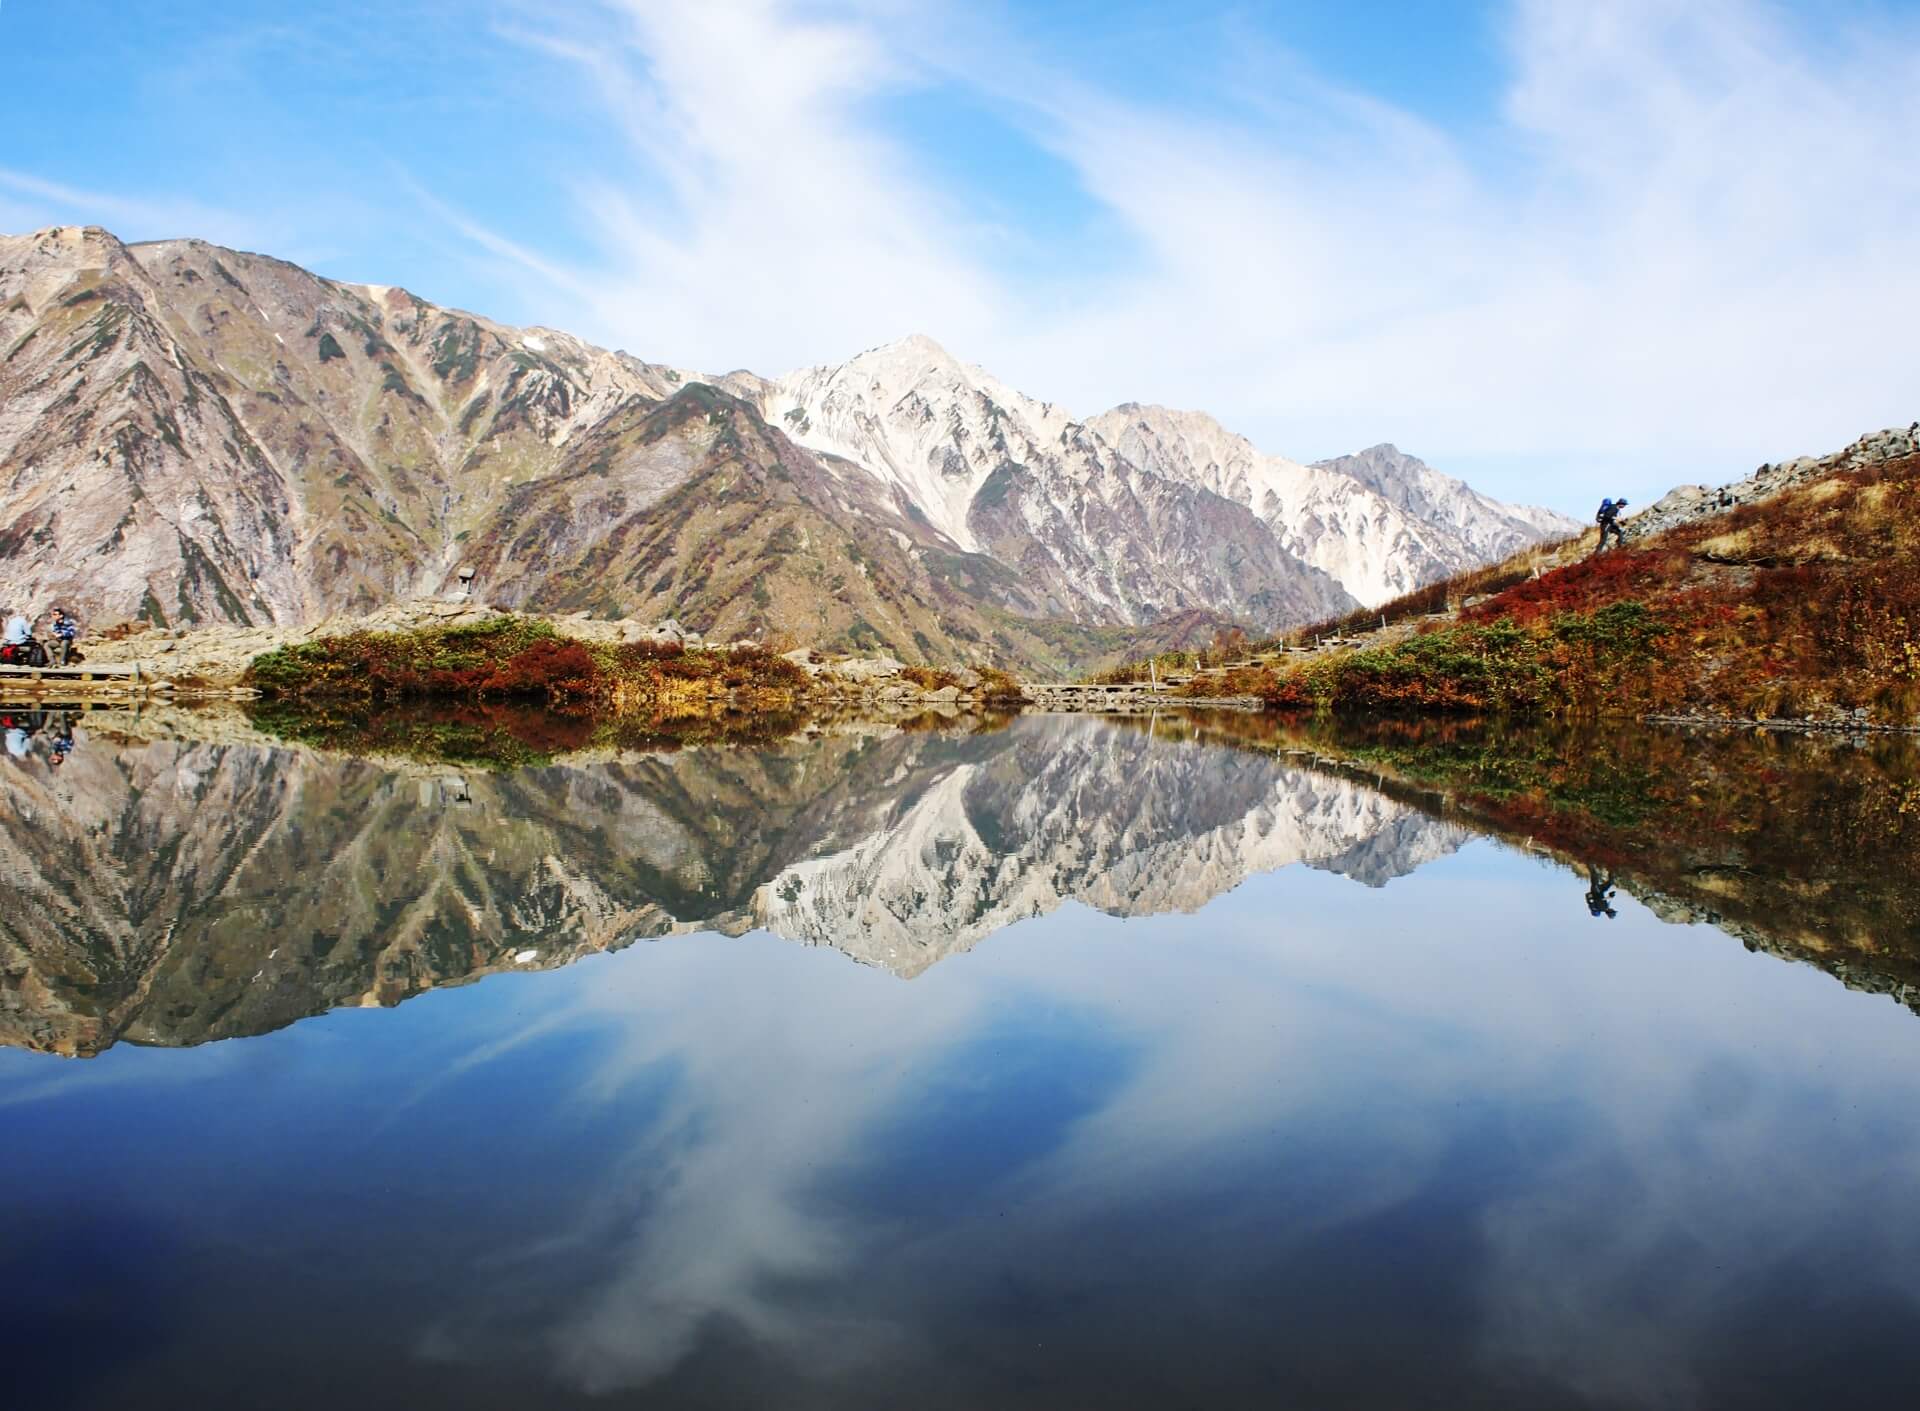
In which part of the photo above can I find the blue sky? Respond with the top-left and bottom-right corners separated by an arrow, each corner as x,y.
4,1 -> 1918,510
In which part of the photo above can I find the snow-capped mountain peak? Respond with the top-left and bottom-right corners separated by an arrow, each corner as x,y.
760,339 -> 1354,628
0,218 -> 1572,645
763,334 -> 1075,553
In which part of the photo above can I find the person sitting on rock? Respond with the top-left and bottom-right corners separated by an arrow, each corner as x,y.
2,607 -> 28,649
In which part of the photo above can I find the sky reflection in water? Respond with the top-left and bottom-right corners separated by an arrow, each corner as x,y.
3,718 -> 1920,1410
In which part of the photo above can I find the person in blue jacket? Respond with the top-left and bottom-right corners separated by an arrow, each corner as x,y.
1593,497 -> 1628,553
49,607 -> 79,666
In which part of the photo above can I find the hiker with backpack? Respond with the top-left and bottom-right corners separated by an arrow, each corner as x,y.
1593,497 -> 1628,553
1584,865 -> 1619,920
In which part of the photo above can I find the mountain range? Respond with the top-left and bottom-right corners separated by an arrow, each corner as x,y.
0,225 -> 1575,671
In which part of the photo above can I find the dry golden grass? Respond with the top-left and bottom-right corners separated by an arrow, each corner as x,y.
1694,527 -> 1759,559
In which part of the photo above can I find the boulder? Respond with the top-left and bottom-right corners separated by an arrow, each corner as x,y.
829,656 -> 907,684
1649,485 -> 1710,515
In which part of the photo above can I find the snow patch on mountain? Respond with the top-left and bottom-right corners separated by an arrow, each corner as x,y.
1312,443 -> 1580,566
1092,406 -> 1579,607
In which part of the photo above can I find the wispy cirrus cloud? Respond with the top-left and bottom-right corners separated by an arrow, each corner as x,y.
483,0 -> 1007,374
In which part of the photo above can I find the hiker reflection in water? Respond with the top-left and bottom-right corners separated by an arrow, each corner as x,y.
1584,865 -> 1619,919
47,711 -> 75,770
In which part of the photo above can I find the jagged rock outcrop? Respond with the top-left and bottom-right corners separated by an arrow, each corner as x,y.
761,338 -> 1355,627
1310,443 -> 1578,572
0,225 -> 680,626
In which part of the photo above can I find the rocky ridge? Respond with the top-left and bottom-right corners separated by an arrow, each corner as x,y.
758,338 -> 1355,626
1625,423 -> 1920,540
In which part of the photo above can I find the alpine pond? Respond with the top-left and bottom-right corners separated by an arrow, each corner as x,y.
2,710 -> 1918,1410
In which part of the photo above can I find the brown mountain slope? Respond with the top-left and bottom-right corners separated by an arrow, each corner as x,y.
463,379 -> 1083,663
0,224 -> 689,625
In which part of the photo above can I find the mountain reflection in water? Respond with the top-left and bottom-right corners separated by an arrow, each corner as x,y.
3,712 -> 1920,1410
0,713 -> 1471,1056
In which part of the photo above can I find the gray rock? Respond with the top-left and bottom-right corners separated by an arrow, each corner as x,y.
830,656 -> 907,684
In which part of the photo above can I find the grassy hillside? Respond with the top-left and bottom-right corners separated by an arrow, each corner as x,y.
1156,444 -> 1920,725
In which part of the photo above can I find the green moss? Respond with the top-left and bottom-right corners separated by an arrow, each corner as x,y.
316,332 -> 345,363
67,305 -> 127,362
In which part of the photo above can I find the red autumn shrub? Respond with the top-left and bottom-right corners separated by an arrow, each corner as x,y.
1464,551 -> 1681,626
615,640 -> 688,665
481,640 -> 599,697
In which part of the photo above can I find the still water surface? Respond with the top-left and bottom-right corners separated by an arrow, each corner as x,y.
2,712 -> 1918,1408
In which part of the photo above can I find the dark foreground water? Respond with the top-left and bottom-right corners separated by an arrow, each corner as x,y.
2,711 -> 1918,1409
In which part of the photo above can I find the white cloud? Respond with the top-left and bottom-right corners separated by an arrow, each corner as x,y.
476,0 -> 1920,509
487,0 -> 1006,375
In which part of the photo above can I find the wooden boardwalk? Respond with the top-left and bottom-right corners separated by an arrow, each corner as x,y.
0,661 -> 168,696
